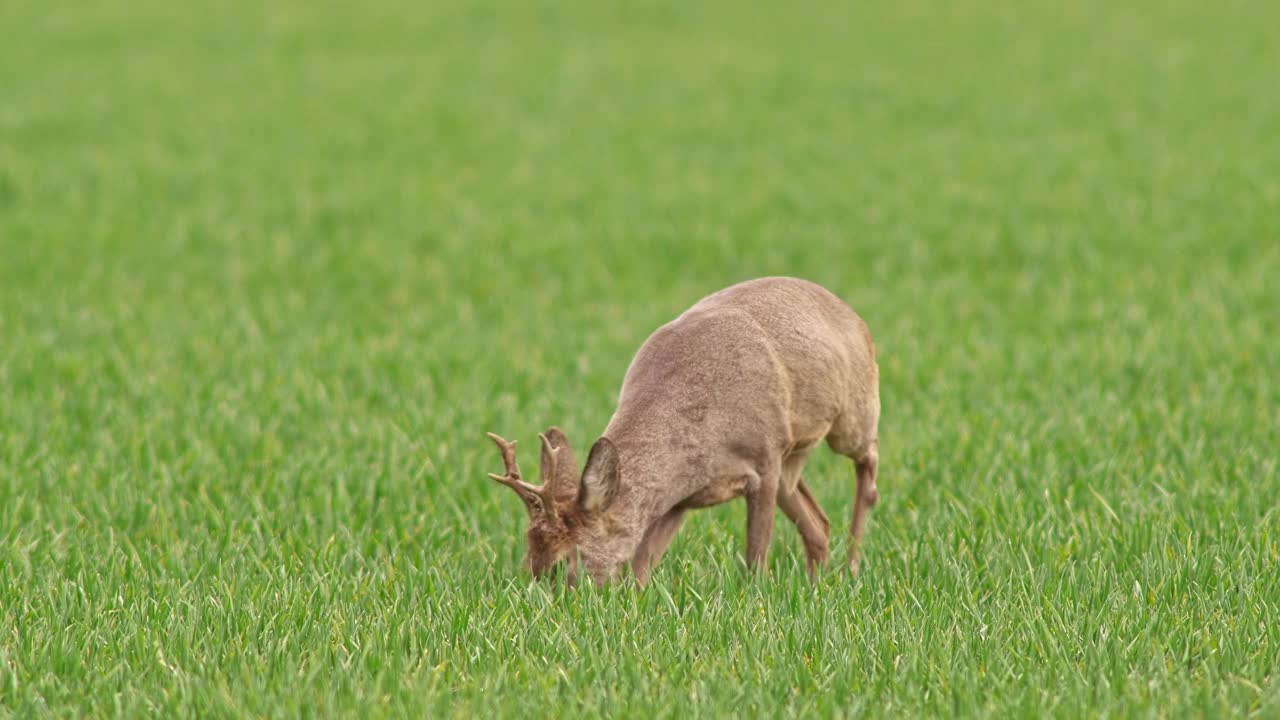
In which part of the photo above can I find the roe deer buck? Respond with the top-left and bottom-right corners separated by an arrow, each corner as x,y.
485,276 -> 880,585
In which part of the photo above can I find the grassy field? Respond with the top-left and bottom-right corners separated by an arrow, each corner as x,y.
2,0 -> 1278,716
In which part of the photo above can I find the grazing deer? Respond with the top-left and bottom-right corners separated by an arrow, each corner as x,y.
485,276 -> 880,585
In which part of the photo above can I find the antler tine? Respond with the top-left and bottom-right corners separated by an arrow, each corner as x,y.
538,430 -> 579,504
485,432 -> 544,497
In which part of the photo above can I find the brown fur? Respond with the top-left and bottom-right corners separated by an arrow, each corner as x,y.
486,276 -> 880,585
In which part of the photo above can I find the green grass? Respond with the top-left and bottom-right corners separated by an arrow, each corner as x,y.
2,0 -> 1278,716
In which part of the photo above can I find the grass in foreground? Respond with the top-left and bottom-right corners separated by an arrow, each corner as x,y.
1,0 -> 1278,716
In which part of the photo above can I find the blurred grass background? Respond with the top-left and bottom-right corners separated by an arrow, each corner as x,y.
1,0 -> 1277,717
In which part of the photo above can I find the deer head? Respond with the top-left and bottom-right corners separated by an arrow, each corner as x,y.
485,428 -> 623,582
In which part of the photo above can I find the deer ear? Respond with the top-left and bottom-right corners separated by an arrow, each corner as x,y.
578,437 -> 620,512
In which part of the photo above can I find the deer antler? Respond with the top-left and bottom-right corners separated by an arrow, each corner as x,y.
486,432 -> 546,511
538,428 -> 580,505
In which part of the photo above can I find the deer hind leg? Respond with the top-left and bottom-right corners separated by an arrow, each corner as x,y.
743,462 -> 781,572
777,451 -> 831,577
848,446 -> 879,576
828,419 -> 880,576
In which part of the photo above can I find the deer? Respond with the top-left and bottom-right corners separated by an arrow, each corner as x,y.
485,276 -> 880,586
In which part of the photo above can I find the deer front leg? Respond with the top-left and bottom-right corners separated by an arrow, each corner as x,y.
631,509 -> 686,586
744,466 -> 780,571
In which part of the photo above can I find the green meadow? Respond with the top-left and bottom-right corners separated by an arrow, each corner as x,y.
1,0 -> 1277,716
